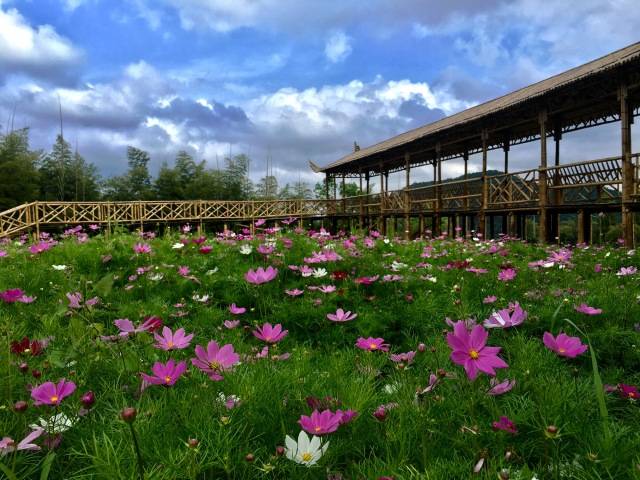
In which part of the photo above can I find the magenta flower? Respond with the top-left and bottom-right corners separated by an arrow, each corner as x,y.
133,243 -> 152,254
140,359 -> 187,386
0,289 -> 35,304
574,303 -> 602,315
618,384 -> 640,400
616,266 -> 637,276
389,351 -> 416,364
245,266 -> 278,285
191,341 -> 240,381
298,409 -> 343,435
355,337 -> 390,352
153,326 -> 193,350
543,332 -> 588,358
229,304 -> 246,315
253,323 -> 288,343
446,321 -> 508,381
498,268 -> 517,282
327,308 -> 357,322
492,416 -> 517,434
224,320 -> 240,329
114,318 -> 161,336
0,428 -> 44,455
336,409 -> 358,425
177,266 -> 190,277
66,292 -> 83,309
487,378 -> 516,396
483,303 -> 527,329
483,295 -> 497,304
255,218 -> 266,227
31,379 -> 76,406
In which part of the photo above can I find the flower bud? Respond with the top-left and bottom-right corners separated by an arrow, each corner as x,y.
545,425 -> 559,439
120,407 -> 137,423
275,445 -> 285,456
499,469 -> 510,480
14,400 -> 28,412
245,453 -> 255,462
81,391 -> 95,408
31,369 -> 41,378
417,343 -> 426,352
18,362 -> 28,373
187,438 -> 199,448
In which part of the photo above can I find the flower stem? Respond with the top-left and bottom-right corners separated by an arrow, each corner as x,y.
128,423 -> 144,479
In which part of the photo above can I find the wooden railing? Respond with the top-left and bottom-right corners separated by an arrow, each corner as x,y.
2,154 -> 639,237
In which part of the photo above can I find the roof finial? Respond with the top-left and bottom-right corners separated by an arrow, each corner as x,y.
353,141 -> 360,152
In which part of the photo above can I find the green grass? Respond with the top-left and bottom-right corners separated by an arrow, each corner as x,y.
1,227 -> 640,479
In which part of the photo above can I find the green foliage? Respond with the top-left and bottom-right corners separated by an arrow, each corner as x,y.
0,129 -> 40,210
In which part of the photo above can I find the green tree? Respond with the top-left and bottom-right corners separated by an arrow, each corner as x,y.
39,134 -> 73,200
125,146 -> 152,200
0,128 -> 40,210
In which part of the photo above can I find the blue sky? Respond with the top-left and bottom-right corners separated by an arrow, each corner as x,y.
0,0 -> 638,186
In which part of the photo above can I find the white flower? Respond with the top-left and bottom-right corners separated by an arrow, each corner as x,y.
172,243 -> 184,249
192,294 -> 210,303
31,413 -> 76,434
239,244 -> 253,255
312,268 -> 328,278
205,268 -> 219,275
384,383 -> 399,394
383,238 -> 391,245
149,273 -> 164,281
605,252 -> 611,257
52,265 -> 67,271
324,243 -> 335,250
285,430 -> 329,467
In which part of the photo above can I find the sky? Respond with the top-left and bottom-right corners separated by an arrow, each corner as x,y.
0,0 -> 638,188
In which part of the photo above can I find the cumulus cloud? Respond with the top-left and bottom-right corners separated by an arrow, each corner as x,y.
0,4 -> 83,83
324,31 -> 352,63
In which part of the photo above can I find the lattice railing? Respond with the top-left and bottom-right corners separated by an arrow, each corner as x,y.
545,156 -> 623,204
384,191 -> 406,212
441,178 -> 483,210
0,202 -> 35,237
488,168 -> 540,206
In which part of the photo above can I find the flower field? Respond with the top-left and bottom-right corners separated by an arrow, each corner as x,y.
1,223 -> 640,479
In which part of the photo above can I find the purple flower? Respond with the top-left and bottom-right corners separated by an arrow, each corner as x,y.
492,416 -> 517,434
0,289 -> 35,304
140,359 -> 187,386
487,378 -> 516,396
574,303 -> 602,315
483,303 -> 527,329
543,332 -> 588,358
224,320 -> 240,329
298,409 -> 343,435
498,268 -> 517,282
482,295 -> 497,304
326,308 -> 357,322
245,266 -> 278,285
229,304 -> 246,315
0,428 -> 44,455
355,337 -> 390,352
446,321 -> 508,381
153,327 -> 194,350
253,323 -> 288,343
389,351 -> 416,365
191,341 -> 240,381
31,379 -> 76,406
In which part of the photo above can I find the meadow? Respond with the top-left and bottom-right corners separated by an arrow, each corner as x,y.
1,222 -> 639,480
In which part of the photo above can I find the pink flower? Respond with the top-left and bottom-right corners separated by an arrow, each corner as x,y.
319,285 -> 337,294
617,266 -> 637,276
153,327 -> 193,350
0,250 -> 7,258
574,303 -> 602,315
492,416 -> 517,434
389,351 -> 416,364
191,341 -> 240,381
114,317 -> 161,336
224,320 -> 240,329
177,266 -> 190,277
618,384 -> 640,400
253,323 -> 288,343
254,218 -> 266,227
543,332 -> 588,358
446,321 -> 508,381
498,268 -> 517,282
483,303 -> 527,329
229,304 -> 246,315
31,379 -> 76,406
199,245 -> 213,254
327,308 -> 357,322
354,275 -> 379,285
336,409 -> 358,425
0,428 -> 44,455
66,292 -> 83,309
298,409 -> 343,435
133,243 -> 152,254
245,266 -> 278,284
141,359 -> 187,387
355,337 -> 390,352
487,378 -> 516,396
0,289 -> 35,304
285,288 -> 304,296
594,263 -> 602,273
483,295 -> 497,304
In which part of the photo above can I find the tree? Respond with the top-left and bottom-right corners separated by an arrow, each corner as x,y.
154,162 -> 182,200
39,134 -> 72,200
222,154 -> 253,200
0,129 -> 40,210
125,146 -> 152,200
255,175 -> 279,199
314,177 -> 336,199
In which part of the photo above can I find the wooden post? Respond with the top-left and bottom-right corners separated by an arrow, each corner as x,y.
552,120 -> 562,240
359,169 -> 364,230
34,201 -> 40,239
324,174 -> 330,201
502,137 -> 509,234
434,144 -> 442,236
379,163 -> 385,234
577,210 -> 586,244
365,171 -> 370,230
404,152 -> 411,240
508,212 -> 516,238
538,110 -> 549,244
620,83 -> 634,247
479,130 -> 489,238
419,213 -> 424,238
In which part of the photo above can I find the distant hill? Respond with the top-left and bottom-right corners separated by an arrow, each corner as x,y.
410,169 -> 502,189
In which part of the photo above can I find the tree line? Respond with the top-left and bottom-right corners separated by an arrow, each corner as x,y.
0,128 -> 361,211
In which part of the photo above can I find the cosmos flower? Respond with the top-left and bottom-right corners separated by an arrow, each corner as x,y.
574,303 -> 602,315
140,360 -> 187,387
483,303 -> 527,329
229,304 -> 246,315
153,327 -> 194,350
543,332 -> 588,358
498,268 -> 517,282
355,337 -> 390,352
223,320 -> 240,329
191,341 -> 240,381
298,409 -> 343,435
285,289 -> 304,296
11,336 -> 44,356
253,323 -> 288,343
245,266 -> 278,284
487,378 -> 516,396
326,308 -> 357,322
389,351 -> 416,365
0,429 -> 44,455
31,379 -> 76,406
446,321 -> 508,380
133,243 -> 152,254
1,289 -> 35,304
285,430 -> 329,467
492,416 -> 517,434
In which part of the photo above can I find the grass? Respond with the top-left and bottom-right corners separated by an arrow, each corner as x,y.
1,225 -> 639,479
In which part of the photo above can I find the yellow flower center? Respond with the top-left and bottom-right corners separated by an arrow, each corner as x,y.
209,361 -> 220,370
167,341 -> 174,348
265,336 -> 272,341
469,349 -> 479,360
50,395 -> 59,403
369,343 -> 378,350
314,426 -> 321,432
301,452 -> 313,462
558,348 -> 566,353
164,375 -> 172,384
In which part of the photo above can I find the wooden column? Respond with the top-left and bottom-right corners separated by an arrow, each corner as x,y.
479,130 -> 489,238
463,150 -> 470,234
404,152 -> 411,240
325,174 -> 330,200
434,144 -> 442,236
418,214 -> 424,238
551,120 -> 562,241
508,211 -> 516,238
502,137 -> 510,234
365,171 -> 370,230
359,169 -> 364,230
538,110 -> 549,244
379,163 -> 385,234
577,209 -> 591,245
341,175 -> 346,214
620,83 -> 634,246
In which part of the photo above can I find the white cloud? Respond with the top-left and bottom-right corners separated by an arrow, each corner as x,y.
0,4 -> 82,81
324,31 -> 352,63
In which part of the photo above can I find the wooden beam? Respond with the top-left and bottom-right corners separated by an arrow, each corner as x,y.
404,152 -> 411,240
538,109 -> 549,244
479,130 -> 489,238
620,82 -> 634,246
